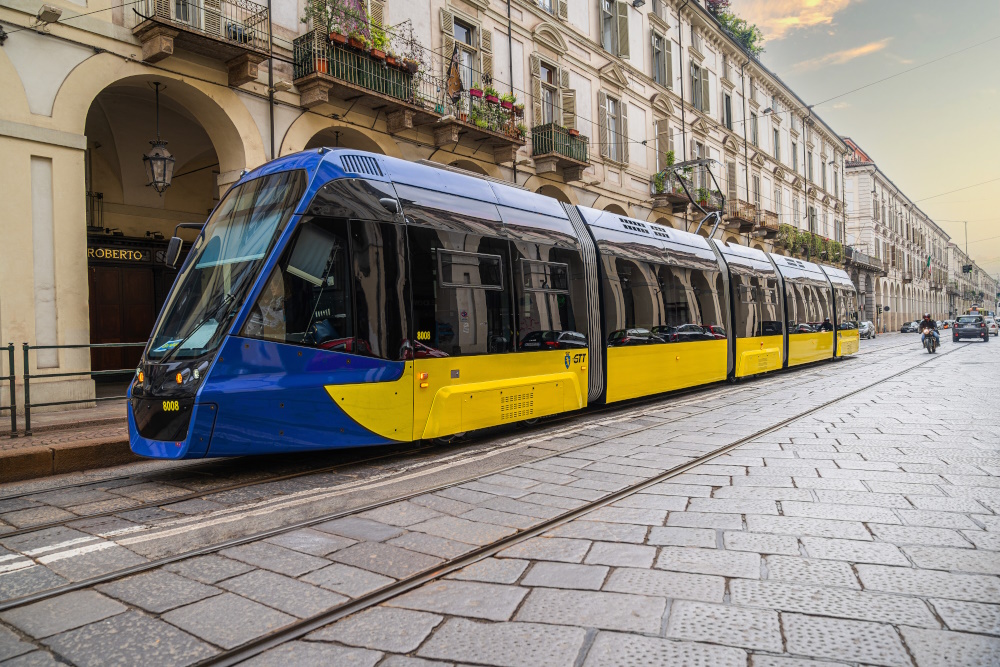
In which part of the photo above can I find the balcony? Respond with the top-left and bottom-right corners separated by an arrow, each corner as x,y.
650,173 -> 694,211
725,200 -> 758,233
692,189 -> 724,213
844,246 -> 886,275
756,209 -> 779,237
902,272 -> 913,283
293,30 -> 444,136
532,123 -> 589,182
435,89 -> 527,164
127,0 -> 269,85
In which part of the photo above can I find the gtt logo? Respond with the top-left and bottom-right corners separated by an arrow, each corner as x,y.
564,353 -> 571,369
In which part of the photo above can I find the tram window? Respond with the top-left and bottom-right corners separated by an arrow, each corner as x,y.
732,272 -> 781,337
409,227 -> 514,357
242,217 -> 355,349
836,288 -> 858,330
351,221 -> 410,360
514,254 -> 586,351
604,257 -> 723,345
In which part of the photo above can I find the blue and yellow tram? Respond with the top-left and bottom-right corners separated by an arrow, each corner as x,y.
128,149 -> 858,459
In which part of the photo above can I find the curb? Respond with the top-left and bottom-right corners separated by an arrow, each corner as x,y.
0,438 -> 140,484
0,415 -> 125,438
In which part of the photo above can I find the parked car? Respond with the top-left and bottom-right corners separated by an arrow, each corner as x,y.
986,317 -> 999,337
900,321 -> 920,333
953,314 -> 990,342
608,328 -> 665,346
858,321 -> 875,339
520,330 -> 588,350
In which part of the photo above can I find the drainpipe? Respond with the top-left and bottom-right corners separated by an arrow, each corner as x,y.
803,108 -> 810,233
740,57 -> 750,217
678,0 -> 690,162
267,0 -> 275,160
508,0 -> 516,184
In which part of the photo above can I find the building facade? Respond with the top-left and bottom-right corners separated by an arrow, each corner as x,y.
844,138 -> 956,330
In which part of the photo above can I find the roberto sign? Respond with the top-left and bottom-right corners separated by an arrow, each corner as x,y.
87,247 -> 149,262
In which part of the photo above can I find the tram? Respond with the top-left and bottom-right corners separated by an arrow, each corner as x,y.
128,149 -> 859,459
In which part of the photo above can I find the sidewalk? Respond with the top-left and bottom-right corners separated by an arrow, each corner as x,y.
0,401 -> 133,483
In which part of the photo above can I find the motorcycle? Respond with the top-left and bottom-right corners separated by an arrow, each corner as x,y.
922,327 -> 937,354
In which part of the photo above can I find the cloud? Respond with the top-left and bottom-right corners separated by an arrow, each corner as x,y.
738,0 -> 853,40
793,38 -> 893,72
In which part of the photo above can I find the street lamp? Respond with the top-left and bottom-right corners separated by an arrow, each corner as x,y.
143,82 -> 174,195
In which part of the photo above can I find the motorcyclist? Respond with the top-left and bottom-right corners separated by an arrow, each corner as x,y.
919,313 -> 939,347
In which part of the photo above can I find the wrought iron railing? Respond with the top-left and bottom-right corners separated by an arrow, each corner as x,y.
650,173 -> 693,200
1,344 -> 15,436
293,30 -> 444,112
126,0 -> 269,51
453,90 -> 523,141
759,209 -> 779,232
726,199 -> 758,224
531,123 -> 588,163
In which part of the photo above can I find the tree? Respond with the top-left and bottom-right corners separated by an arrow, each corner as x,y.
709,2 -> 765,57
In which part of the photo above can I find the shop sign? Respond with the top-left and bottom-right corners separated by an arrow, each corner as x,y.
88,247 -> 150,262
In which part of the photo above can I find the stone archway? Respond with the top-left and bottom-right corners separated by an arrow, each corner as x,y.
449,159 -> 491,176
281,115 -> 403,159
536,184 -> 574,205
603,203 -> 630,217
653,216 -> 675,230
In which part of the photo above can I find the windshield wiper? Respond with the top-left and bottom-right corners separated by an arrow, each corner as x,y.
158,292 -> 237,364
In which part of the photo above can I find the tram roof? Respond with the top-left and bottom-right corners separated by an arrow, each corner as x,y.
713,239 -> 776,275
768,252 -> 831,284
820,264 -> 855,289
575,206 -> 713,254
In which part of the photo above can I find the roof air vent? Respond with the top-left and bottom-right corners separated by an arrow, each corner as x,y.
620,218 -> 649,235
340,154 -> 383,177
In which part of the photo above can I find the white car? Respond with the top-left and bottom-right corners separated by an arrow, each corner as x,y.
986,317 -> 999,337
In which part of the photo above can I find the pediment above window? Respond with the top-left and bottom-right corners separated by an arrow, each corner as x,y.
691,117 -> 710,136
600,62 -> 630,88
722,135 -> 740,153
773,166 -> 785,180
533,20 -> 567,53
650,92 -> 674,116
751,152 -> 766,167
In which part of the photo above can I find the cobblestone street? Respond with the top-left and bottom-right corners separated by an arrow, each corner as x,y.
1,335 -> 998,666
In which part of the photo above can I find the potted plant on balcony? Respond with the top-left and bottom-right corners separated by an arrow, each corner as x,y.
516,122 -> 527,139
302,0 -> 346,46
456,96 -> 468,122
484,85 -> 499,104
475,117 -> 489,129
500,92 -> 516,111
696,187 -> 710,207
347,29 -> 367,51
513,103 -> 524,117
568,127 -> 580,137
653,171 -> 666,194
469,82 -> 483,99
370,25 -> 387,61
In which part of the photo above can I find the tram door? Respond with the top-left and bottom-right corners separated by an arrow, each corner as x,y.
88,266 -> 156,373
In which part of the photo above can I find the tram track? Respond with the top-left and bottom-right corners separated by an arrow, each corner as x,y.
0,337 -> 936,620
0,336 -> 914,534
198,339 -> 966,667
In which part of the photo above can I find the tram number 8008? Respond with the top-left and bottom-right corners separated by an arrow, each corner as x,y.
162,400 -> 180,412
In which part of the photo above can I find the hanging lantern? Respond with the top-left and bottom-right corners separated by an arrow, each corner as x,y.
143,82 -> 175,195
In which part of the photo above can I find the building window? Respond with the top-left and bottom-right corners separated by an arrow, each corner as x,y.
656,119 -> 674,171
793,197 -> 801,229
601,0 -> 629,56
690,63 -> 709,112
807,150 -> 814,183
821,160 -> 827,191
750,112 -> 758,147
691,25 -> 703,53
652,31 -> 670,87
834,170 -> 839,198
540,62 -> 557,125
791,142 -> 798,172
774,186 -> 782,222
723,93 -> 732,130
752,175 -> 761,210
808,206 -> 817,234
599,91 -> 628,163
454,19 -> 476,90
773,128 -> 780,162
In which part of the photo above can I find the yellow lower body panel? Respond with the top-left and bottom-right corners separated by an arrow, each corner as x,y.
325,363 -> 414,442
414,350 -> 589,440
837,330 -> 860,356
605,340 -> 727,404
734,335 -> 784,377
787,332 -> 835,367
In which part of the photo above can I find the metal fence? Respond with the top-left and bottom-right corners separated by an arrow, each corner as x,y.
125,0 -> 269,52
10,342 -> 146,436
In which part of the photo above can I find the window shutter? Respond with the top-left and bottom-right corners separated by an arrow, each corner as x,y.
530,54 -> 543,126
480,28 -> 494,82
204,0 -> 221,36
700,68 -> 710,114
598,90 -> 609,159
656,119 -> 671,171
616,1 -> 630,59
727,161 -> 738,202
665,39 -> 673,88
620,100 -> 629,163
559,67 -> 570,89
561,89 -> 576,130
440,9 -> 455,76
557,0 -> 568,20
368,0 -> 384,28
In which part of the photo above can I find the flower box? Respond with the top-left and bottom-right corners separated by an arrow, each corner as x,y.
501,100 -> 513,110
485,94 -> 499,104
347,36 -> 365,51
568,128 -> 580,137
329,32 -> 347,46
470,88 -> 483,98
370,48 -> 385,61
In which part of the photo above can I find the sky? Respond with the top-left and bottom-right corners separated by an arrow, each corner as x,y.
735,0 -> 1000,278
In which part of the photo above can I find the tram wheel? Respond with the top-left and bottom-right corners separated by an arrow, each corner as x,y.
434,432 -> 468,445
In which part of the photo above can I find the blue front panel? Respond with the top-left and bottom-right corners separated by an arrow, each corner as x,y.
196,336 -> 403,457
128,397 -> 219,460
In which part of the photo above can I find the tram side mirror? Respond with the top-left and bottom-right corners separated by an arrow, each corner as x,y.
165,236 -> 183,269
379,197 -> 401,216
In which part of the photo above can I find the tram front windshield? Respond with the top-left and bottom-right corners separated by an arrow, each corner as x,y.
146,170 -> 306,362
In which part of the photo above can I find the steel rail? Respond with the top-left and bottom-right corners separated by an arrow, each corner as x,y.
0,339 -> 929,617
